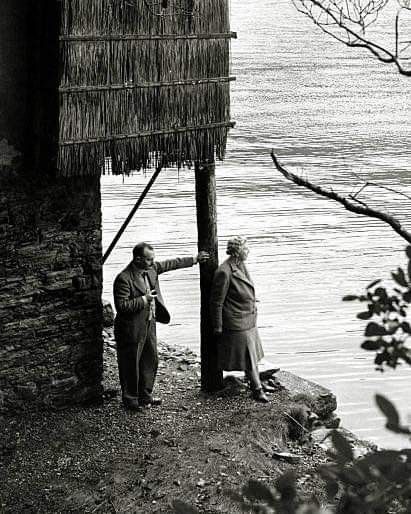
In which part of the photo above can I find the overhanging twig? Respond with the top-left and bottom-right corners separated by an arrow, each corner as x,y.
271,151 -> 411,244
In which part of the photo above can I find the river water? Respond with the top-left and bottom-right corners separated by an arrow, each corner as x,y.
101,0 -> 411,448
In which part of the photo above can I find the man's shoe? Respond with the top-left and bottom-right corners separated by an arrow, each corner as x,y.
139,397 -> 162,407
123,399 -> 142,412
252,389 -> 269,403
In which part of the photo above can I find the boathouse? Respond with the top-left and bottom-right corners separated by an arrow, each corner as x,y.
0,0 -> 235,409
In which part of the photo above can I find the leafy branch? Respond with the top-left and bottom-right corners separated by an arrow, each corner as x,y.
343,245 -> 411,370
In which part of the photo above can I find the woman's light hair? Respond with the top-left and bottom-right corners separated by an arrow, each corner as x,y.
226,236 -> 248,257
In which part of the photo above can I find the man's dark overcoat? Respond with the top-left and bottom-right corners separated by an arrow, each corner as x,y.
113,257 -> 194,401
114,257 -> 194,332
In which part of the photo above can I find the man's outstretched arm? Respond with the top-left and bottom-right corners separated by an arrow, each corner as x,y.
155,251 -> 209,274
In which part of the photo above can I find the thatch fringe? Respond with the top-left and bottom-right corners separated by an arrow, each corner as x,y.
58,125 -> 232,176
58,0 -> 234,176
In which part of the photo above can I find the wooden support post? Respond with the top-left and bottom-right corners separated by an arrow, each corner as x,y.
194,160 -> 223,392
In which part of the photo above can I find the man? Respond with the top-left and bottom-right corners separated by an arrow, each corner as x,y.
113,242 -> 209,411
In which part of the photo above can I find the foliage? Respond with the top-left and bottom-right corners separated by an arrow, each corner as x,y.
343,246 -> 411,370
317,403 -> 411,514
173,398 -> 411,513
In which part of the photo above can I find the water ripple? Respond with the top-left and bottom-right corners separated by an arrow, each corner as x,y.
101,0 -> 410,448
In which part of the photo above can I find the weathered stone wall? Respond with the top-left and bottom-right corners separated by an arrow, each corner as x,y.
0,2 -> 104,411
0,142 -> 103,410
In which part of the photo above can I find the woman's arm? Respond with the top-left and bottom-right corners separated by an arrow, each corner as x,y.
210,268 -> 230,333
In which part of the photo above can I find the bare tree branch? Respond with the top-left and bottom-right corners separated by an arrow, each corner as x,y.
270,151 -> 411,244
292,0 -> 411,76
357,182 -> 411,201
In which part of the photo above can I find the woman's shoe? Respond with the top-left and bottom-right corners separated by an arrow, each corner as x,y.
252,388 -> 269,403
262,383 -> 277,393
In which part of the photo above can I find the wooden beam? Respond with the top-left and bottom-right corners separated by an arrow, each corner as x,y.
59,76 -> 236,93
102,161 -> 163,264
60,32 -> 237,42
59,121 -> 235,146
194,160 -> 223,392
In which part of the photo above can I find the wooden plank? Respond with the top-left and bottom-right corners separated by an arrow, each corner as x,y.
59,31 -> 237,41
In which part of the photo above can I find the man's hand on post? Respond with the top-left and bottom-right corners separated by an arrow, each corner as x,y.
194,251 -> 210,264
146,289 -> 157,302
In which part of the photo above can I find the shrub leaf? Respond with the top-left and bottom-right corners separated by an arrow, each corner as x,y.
365,322 -> 387,337
375,394 -> 400,428
342,295 -> 358,301
392,268 -> 408,288
357,311 -> 373,320
361,340 -> 382,351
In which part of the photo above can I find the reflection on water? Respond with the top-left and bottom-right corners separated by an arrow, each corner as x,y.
101,0 -> 411,448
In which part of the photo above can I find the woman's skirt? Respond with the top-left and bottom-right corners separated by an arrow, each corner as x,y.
218,326 -> 264,371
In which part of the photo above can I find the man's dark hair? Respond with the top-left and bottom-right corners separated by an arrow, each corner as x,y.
133,242 -> 154,260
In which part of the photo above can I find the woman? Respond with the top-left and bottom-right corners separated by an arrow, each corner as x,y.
210,236 -> 268,402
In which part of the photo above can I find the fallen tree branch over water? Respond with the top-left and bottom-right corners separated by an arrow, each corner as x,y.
270,150 -> 411,244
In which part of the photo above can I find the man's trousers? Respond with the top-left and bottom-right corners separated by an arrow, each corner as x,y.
115,319 -> 158,404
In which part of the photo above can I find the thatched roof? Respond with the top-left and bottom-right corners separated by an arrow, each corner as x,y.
58,0 -> 235,176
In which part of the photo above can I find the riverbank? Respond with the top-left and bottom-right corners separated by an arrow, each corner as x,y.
1,330 -> 359,513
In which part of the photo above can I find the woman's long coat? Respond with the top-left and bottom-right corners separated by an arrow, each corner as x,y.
210,258 -> 258,332
210,258 -> 263,371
